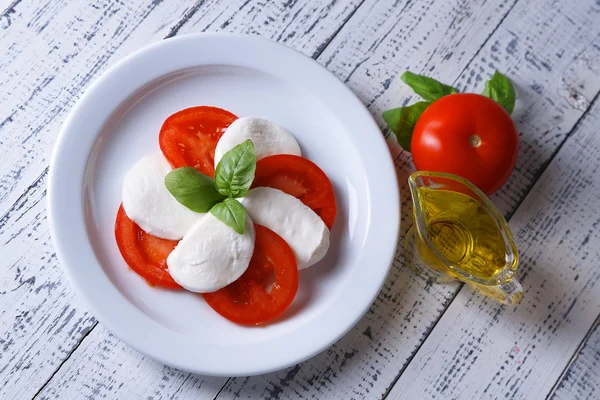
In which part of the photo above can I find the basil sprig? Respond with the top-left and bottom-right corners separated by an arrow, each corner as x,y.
164,167 -> 225,212
214,139 -> 256,198
401,71 -> 458,102
482,71 -> 516,114
382,70 -> 516,151
165,139 -> 256,234
209,198 -> 247,235
382,101 -> 430,152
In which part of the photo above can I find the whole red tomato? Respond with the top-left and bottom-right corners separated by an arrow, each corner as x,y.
411,93 -> 519,195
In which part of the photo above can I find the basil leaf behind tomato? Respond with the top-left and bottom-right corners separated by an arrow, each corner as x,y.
165,167 -> 225,212
210,198 -> 246,234
482,71 -> 516,115
382,101 -> 431,151
401,71 -> 458,102
214,139 -> 257,198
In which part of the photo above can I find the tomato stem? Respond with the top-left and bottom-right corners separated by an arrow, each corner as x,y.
469,135 -> 482,148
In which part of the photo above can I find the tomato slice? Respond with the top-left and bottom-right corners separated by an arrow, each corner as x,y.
159,106 -> 237,177
203,225 -> 298,325
252,154 -> 336,229
115,205 -> 181,289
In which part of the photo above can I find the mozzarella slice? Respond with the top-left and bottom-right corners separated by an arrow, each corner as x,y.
167,213 -> 256,293
214,117 -> 301,165
240,187 -> 329,270
122,154 -> 204,240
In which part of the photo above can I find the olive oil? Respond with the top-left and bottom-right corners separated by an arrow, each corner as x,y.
417,187 -> 507,281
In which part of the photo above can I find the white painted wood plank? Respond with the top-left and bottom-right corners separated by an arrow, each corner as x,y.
551,317 -> 600,400
0,170 -> 97,400
0,0 -> 24,27
218,0 -> 600,398
387,96 -> 600,399
35,325 -> 228,400
24,1 -> 363,399
176,0 -> 361,58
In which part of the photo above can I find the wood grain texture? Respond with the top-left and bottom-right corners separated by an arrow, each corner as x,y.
0,170 -> 96,400
35,325 -> 228,400
387,95 -> 600,399
551,317 -> 600,400
175,0 -> 361,58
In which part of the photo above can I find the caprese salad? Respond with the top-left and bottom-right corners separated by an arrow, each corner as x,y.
115,106 -> 336,325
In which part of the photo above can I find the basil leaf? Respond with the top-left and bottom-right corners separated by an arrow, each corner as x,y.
382,101 -> 431,151
482,71 -> 516,114
165,167 -> 226,212
401,71 -> 458,102
214,139 -> 256,198
210,198 -> 246,234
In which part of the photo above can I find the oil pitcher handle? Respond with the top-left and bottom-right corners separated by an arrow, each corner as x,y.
473,279 -> 523,305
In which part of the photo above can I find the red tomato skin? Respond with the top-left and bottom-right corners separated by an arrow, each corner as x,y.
411,93 -> 519,195
159,106 -> 237,177
115,205 -> 181,289
252,155 -> 337,230
203,225 -> 299,325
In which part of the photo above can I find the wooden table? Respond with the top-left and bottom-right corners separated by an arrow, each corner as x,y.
1,0 -> 599,399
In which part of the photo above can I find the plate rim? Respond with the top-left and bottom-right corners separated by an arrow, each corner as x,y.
47,32 -> 400,376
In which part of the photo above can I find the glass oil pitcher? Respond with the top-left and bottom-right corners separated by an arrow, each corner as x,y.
405,171 -> 523,305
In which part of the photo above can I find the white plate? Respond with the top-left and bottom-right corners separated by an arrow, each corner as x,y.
48,33 -> 400,376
